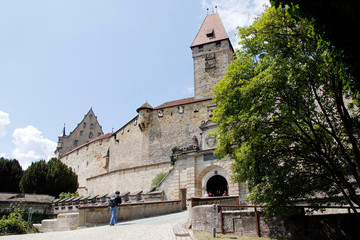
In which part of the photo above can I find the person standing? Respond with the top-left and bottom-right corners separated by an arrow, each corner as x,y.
109,191 -> 122,226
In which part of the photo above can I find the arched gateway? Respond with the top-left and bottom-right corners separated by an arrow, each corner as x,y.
206,175 -> 228,196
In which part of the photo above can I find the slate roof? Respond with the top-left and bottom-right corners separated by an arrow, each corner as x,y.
190,13 -> 229,48
136,102 -> 153,113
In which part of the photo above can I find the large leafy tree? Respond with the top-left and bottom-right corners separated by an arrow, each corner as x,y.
0,158 -> 23,192
20,158 -> 78,197
270,0 -> 360,97
212,6 -> 360,215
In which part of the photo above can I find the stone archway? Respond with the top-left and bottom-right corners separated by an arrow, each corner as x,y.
198,165 -> 230,197
206,175 -> 228,196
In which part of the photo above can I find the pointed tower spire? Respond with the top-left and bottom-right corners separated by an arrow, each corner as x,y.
191,12 -> 230,48
191,12 -> 234,100
62,123 -> 66,136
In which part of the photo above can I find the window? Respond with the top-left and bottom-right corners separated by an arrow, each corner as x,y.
216,41 -> 221,48
89,132 -> 93,138
80,131 -> 83,136
83,122 -> 87,128
198,45 -> 204,52
206,29 -> 215,39
90,123 -> 94,129
98,132 -> 101,137
74,140 -> 78,146
89,114 -> 93,119
204,153 -> 217,161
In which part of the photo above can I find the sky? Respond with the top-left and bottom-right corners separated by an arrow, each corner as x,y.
0,0 -> 267,169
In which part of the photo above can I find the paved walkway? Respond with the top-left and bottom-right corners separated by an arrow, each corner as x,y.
0,211 -> 195,240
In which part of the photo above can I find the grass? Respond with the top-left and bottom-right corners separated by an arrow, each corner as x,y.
193,230 -> 278,240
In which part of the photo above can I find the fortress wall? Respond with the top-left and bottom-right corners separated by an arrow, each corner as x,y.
108,99 -> 213,171
61,137 -> 110,188
86,162 -> 172,196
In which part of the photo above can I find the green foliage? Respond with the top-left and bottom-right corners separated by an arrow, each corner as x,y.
270,0 -> 360,109
212,6 -> 360,216
0,158 -> 23,192
45,158 -> 78,196
19,160 -> 47,194
151,172 -> 168,190
59,191 -> 79,199
0,203 -> 37,235
20,158 -> 78,197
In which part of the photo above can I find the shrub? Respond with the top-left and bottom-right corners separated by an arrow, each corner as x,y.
59,191 -> 79,199
151,172 -> 168,190
0,204 -> 37,235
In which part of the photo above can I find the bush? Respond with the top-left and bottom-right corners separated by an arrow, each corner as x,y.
0,204 -> 37,235
59,191 -> 79,199
151,172 -> 168,190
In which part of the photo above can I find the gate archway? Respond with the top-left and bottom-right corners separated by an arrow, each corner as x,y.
206,175 -> 228,196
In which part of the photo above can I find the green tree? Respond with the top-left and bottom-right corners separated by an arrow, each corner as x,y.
20,158 -> 78,197
0,158 -> 23,192
19,160 -> 47,194
46,158 -> 78,197
270,0 -> 360,97
212,6 -> 360,215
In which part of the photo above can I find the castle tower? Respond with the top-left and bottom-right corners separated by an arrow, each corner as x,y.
191,13 -> 234,100
136,101 -> 153,131
55,108 -> 104,158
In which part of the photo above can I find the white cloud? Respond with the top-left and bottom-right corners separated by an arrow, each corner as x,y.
12,125 -> 56,169
183,86 -> 194,95
0,152 -> 6,158
201,0 -> 268,48
0,110 -> 10,138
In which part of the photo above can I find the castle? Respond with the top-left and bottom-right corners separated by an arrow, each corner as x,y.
56,13 -> 247,202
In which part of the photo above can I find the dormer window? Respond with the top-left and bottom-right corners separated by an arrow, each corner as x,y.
206,29 -> 215,39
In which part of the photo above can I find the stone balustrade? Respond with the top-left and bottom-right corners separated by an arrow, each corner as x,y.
52,190 -> 165,214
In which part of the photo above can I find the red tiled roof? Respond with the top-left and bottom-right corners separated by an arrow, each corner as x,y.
191,13 -> 229,48
62,132 -> 114,157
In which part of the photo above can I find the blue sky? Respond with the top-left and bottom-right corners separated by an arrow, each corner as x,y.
0,0 -> 267,169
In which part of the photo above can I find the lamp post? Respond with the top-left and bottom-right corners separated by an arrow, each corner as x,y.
28,207 -> 33,223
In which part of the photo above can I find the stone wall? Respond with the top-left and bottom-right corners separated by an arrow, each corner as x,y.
60,98 -> 215,197
0,193 -> 55,214
78,200 -> 182,226
61,134 -> 111,190
191,205 -> 360,240
38,213 -> 79,232
86,162 -> 171,196
108,99 -> 212,170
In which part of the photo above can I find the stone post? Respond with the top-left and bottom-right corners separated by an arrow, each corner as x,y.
211,204 -> 216,238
